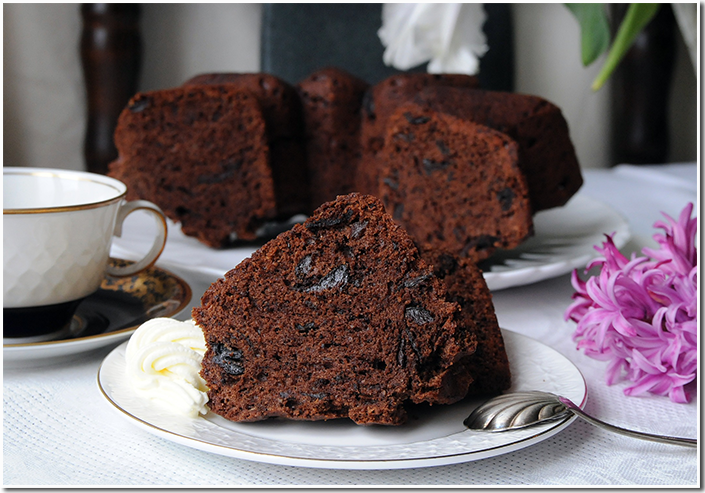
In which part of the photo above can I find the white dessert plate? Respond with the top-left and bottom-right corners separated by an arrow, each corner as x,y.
97,329 -> 587,470
4,259 -> 191,366
111,195 -> 629,291
479,195 -> 630,290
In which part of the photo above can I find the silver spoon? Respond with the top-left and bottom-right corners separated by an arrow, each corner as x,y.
464,391 -> 697,448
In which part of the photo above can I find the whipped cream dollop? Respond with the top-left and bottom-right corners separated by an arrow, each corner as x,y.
125,317 -> 209,418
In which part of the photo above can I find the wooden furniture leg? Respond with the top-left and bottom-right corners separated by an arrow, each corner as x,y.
80,4 -> 141,174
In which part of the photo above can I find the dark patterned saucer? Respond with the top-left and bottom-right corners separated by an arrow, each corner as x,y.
4,258 -> 191,364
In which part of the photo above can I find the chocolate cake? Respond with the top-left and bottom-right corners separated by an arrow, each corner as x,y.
379,100 -> 533,263
357,73 -> 481,196
183,72 -> 310,217
109,85 -> 277,247
422,250 -> 511,396
296,67 -> 369,209
193,193 -> 491,425
111,68 -> 581,258
412,87 -> 582,212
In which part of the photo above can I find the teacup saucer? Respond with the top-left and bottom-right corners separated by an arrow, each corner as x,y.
3,258 -> 191,366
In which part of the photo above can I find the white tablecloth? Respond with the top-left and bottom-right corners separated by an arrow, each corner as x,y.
3,163 -> 699,486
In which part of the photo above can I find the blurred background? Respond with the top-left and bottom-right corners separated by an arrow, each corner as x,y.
3,3 -> 697,174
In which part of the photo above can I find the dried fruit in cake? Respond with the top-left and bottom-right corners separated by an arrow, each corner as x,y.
379,101 -> 533,263
183,72 -> 310,217
357,73 -> 481,197
297,67 -> 369,209
109,85 -> 276,247
193,193 -> 488,425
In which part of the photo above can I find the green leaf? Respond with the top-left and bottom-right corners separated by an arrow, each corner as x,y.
566,3 -> 610,66
591,3 -> 660,91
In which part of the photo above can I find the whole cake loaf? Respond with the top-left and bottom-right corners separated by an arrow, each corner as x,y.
357,73 -> 481,196
110,68 -> 582,255
192,193 -> 508,425
379,100 -> 533,263
109,85 -> 277,247
183,72 -> 310,217
413,86 -> 583,212
296,67 -> 369,209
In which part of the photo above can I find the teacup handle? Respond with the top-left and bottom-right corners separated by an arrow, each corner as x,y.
106,200 -> 168,277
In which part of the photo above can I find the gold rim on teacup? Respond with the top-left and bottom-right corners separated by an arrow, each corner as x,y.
3,168 -> 127,214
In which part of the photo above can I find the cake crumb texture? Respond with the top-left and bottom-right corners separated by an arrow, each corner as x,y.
110,85 -> 276,247
380,101 -> 533,263
193,193 -> 494,425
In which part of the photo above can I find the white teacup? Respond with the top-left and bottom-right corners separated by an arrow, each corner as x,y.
3,167 -> 168,338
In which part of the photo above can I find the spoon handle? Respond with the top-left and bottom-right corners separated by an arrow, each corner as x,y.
558,397 -> 697,448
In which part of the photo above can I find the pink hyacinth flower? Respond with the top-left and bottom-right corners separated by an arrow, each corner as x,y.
565,203 -> 697,403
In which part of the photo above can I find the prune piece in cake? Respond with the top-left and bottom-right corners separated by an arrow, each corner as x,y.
412,86 -> 583,212
109,85 -> 276,247
193,193 -> 482,425
296,67 -> 369,210
379,101 -> 533,263
183,72 -> 310,217
211,343 -> 245,376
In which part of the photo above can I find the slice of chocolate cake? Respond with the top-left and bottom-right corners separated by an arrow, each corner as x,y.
413,86 -> 583,212
193,193 -> 484,425
357,73 -> 481,197
379,101 -> 533,263
109,85 -> 276,247
183,72 -> 310,217
296,67 -> 369,210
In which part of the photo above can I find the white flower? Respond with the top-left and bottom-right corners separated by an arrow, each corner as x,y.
671,3 -> 697,72
378,3 -> 488,75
